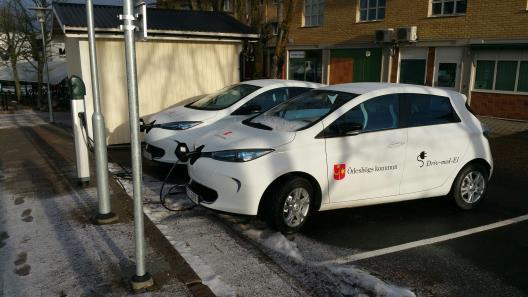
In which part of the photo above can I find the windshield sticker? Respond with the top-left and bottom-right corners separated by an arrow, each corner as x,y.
333,163 -> 398,180
417,151 -> 460,168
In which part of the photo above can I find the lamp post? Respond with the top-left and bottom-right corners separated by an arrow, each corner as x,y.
120,0 -> 154,290
29,6 -> 53,123
86,0 -> 118,225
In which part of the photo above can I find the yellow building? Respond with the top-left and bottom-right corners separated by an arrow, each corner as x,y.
53,2 -> 257,144
285,0 -> 528,120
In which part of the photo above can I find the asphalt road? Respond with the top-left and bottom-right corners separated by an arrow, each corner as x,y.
109,117 -> 528,297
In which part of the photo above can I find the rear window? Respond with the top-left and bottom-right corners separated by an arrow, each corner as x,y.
402,93 -> 460,127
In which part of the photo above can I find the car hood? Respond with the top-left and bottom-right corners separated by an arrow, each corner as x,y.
191,121 -> 295,152
147,105 -> 218,124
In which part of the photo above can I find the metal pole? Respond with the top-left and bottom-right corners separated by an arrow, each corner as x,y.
86,0 -> 118,225
40,21 -> 54,123
121,0 -> 153,290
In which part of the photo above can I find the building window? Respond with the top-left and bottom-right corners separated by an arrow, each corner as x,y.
518,62 -> 528,93
223,0 -> 232,12
399,59 -> 426,85
474,59 -> 528,93
270,22 -> 279,36
359,0 -> 385,22
431,0 -> 467,16
272,0 -> 280,4
474,60 -> 495,90
303,0 -> 324,27
288,50 -> 323,83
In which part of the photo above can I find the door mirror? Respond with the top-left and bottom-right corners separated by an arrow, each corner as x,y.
233,104 -> 261,115
340,122 -> 363,136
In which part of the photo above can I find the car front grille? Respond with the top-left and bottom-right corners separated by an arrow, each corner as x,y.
189,180 -> 218,203
146,144 -> 165,159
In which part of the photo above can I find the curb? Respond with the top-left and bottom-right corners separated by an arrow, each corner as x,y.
50,122 -> 216,297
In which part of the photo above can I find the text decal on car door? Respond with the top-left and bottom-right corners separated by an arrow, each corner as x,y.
334,163 -> 346,180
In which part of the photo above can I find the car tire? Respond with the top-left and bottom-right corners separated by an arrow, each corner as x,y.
264,177 -> 314,235
452,163 -> 489,210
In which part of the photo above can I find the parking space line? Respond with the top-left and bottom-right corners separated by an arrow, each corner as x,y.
320,214 -> 528,265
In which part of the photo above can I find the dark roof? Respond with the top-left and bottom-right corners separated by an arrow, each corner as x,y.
53,2 -> 256,38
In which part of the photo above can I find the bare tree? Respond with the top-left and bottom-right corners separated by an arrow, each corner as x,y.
18,0 -> 55,109
271,0 -> 297,78
0,0 -> 28,103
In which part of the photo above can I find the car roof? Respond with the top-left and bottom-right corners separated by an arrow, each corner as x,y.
242,79 -> 324,88
319,82 -> 460,97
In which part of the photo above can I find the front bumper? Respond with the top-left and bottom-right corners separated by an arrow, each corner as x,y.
187,157 -> 276,215
143,128 -> 183,163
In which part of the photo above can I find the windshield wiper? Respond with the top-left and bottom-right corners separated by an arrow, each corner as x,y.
245,121 -> 272,130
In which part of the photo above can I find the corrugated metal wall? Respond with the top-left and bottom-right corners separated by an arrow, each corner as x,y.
66,37 -> 241,144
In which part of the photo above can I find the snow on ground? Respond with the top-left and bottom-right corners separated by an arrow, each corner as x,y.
0,111 -> 47,129
109,163 -> 415,297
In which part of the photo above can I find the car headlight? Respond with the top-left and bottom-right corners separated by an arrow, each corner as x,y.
210,149 -> 274,162
159,121 -> 202,130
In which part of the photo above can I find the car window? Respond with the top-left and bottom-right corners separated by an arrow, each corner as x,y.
232,88 -> 290,115
322,94 -> 399,137
402,93 -> 460,127
246,90 -> 359,131
186,84 -> 261,110
288,87 -> 313,98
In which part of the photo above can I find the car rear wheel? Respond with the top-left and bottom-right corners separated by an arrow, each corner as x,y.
452,163 -> 489,210
265,177 -> 313,234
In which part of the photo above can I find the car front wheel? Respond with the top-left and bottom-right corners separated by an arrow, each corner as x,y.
452,163 -> 489,210
265,177 -> 313,234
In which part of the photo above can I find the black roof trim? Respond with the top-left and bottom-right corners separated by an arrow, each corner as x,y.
53,2 -> 256,38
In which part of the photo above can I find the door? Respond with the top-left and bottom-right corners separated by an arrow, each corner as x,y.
322,94 -> 407,203
329,58 -> 354,84
399,93 -> 469,194
434,47 -> 463,91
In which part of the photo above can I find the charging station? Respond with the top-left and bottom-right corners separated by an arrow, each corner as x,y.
69,76 -> 90,185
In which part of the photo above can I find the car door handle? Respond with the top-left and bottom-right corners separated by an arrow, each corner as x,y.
387,141 -> 405,148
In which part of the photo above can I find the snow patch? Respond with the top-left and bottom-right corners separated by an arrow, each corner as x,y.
327,265 -> 416,297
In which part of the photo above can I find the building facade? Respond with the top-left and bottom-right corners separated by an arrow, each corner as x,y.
285,0 -> 528,120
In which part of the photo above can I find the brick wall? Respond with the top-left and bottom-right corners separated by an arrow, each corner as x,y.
289,0 -> 528,46
471,92 -> 528,120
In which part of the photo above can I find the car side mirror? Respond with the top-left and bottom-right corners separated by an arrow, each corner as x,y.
244,104 -> 261,114
341,122 -> 363,136
233,104 -> 261,116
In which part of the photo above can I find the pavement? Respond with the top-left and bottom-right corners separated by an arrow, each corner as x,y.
109,116 -> 528,297
0,111 -> 214,297
3,109 -> 528,297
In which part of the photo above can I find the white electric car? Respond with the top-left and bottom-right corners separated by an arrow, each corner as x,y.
184,83 -> 493,234
142,79 -> 323,163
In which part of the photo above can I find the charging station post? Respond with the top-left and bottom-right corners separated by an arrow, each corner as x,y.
120,0 -> 154,290
69,76 -> 90,185
86,0 -> 118,225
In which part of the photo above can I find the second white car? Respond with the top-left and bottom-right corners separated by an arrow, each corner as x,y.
142,79 -> 322,163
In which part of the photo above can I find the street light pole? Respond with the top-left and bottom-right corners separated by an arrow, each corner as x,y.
120,0 -> 154,290
86,0 -> 118,225
30,6 -> 54,123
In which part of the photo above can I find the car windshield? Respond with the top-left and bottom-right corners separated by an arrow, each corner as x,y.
186,84 -> 261,111
246,90 -> 359,132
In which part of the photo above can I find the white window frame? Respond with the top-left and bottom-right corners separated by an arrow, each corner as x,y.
430,0 -> 467,16
473,59 -> 528,95
270,22 -> 279,36
303,0 -> 325,27
358,0 -> 386,22
223,0 -> 232,12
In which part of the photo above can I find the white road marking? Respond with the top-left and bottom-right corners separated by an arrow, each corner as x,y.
320,214 -> 528,265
